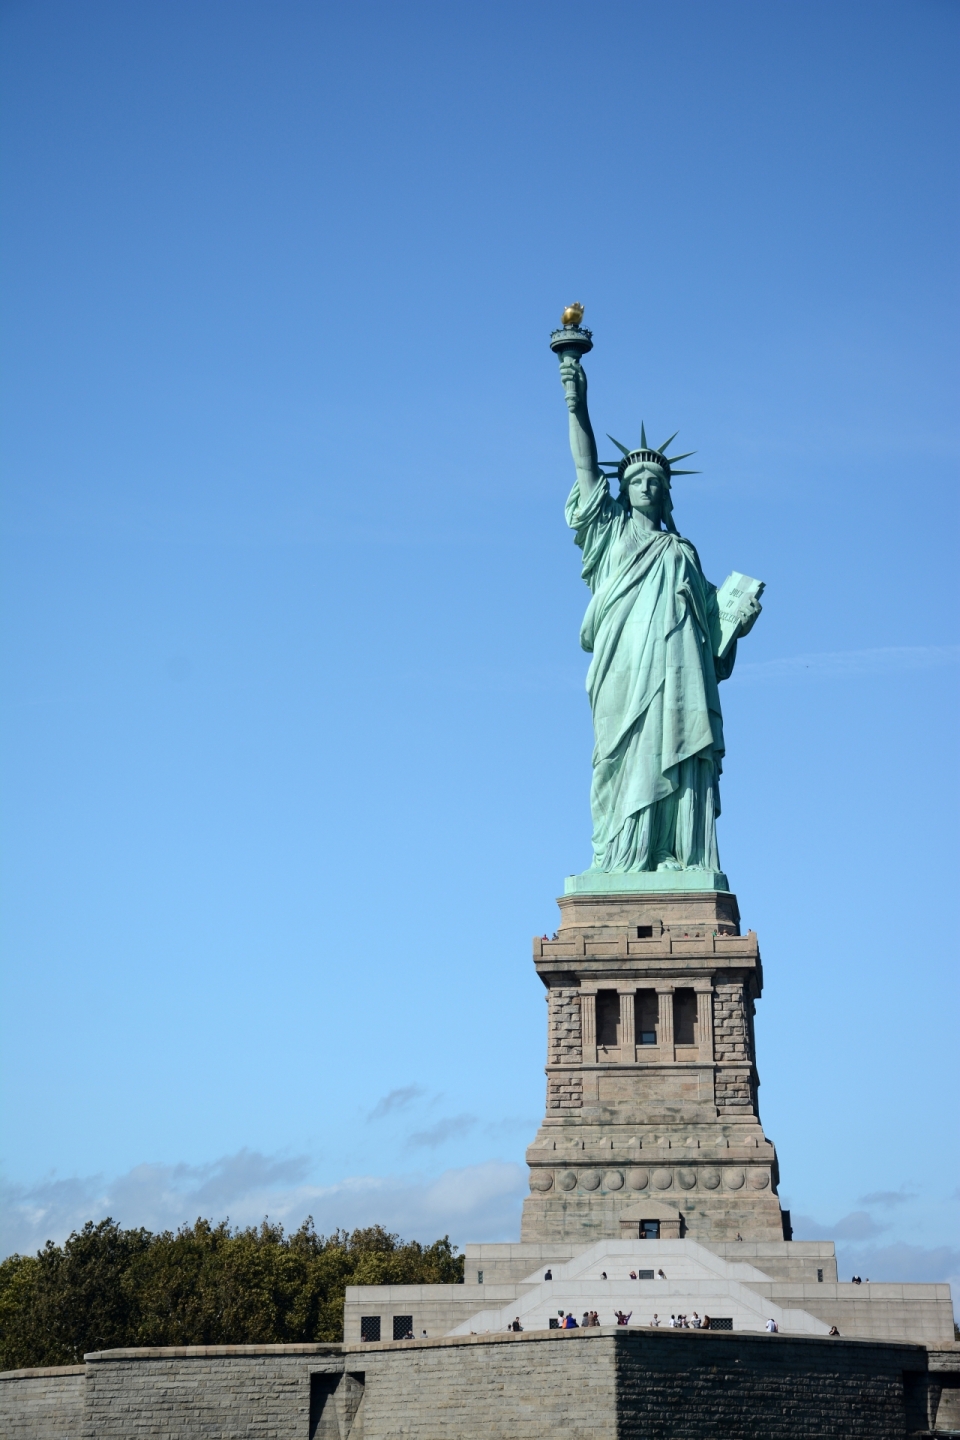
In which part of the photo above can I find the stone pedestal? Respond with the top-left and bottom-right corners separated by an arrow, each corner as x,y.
522,887 -> 789,1244
339,881 -> 950,1350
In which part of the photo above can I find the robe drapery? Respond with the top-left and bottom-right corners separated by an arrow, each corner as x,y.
565,476 -> 735,873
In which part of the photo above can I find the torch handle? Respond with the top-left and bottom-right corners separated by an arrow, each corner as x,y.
549,324 -> 592,409
557,344 -> 581,409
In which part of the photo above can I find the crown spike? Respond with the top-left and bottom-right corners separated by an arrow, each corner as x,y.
640,422 -> 648,449
669,469 -> 700,476
657,431 -> 679,454
664,451 -> 696,465
606,434 -> 632,458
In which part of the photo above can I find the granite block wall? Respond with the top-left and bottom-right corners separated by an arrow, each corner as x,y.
357,1329 -> 618,1440
83,1345 -> 341,1440
0,1366 -> 85,1440
1,1329 -> 951,1439
614,1328 -> 928,1439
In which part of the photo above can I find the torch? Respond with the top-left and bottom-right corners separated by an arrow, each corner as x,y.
549,303 -> 593,408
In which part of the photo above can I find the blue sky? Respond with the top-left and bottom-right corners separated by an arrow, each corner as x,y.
1,0 -> 957,1298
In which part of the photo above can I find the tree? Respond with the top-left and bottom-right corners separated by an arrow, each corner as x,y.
0,1216 -> 464,1369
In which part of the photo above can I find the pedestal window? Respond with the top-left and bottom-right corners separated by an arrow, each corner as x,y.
636,989 -> 658,1045
673,988 -> 698,1045
596,990 -> 620,1046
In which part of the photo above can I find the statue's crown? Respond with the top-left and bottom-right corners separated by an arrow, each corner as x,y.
601,424 -> 700,484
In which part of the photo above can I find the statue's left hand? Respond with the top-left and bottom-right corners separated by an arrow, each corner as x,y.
738,598 -> 762,639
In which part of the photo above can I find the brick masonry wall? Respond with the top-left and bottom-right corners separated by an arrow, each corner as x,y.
713,982 -> 751,1064
614,1328 -> 926,1439
547,987 -> 581,1065
547,1074 -> 583,1110
715,1068 -> 754,1109
82,1346 -> 341,1440
547,986 -> 583,1111
0,1330 -> 939,1439
349,1329 -> 929,1440
356,1330 -> 618,1440
714,981 -> 758,1115
0,1366 -> 85,1440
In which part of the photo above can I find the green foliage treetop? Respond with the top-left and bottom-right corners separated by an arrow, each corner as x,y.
0,1216 -> 463,1370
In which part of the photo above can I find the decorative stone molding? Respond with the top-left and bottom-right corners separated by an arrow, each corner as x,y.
529,1164 -> 771,1197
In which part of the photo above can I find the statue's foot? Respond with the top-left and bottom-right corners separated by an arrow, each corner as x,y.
656,860 -> 683,872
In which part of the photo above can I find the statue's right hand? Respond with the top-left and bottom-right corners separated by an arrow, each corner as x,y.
559,354 -> 587,411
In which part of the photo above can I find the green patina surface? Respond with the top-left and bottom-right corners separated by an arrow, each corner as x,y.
563,868 -> 730,896
552,319 -> 761,887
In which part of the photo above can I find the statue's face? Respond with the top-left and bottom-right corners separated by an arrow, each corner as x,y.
625,463 -> 667,521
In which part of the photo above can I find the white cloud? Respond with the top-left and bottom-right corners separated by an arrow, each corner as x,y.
791,1203 -> 960,1316
858,1188 -> 917,1207
406,1115 -> 478,1150
0,1152 -> 527,1257
734,645 -> 960,683
792,1209 -> 886,1242
367,1085 -> 426,1121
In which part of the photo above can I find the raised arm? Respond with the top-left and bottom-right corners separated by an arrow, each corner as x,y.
559,355 -> 602,500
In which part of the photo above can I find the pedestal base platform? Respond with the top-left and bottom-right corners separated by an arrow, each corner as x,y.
564,868 -> 730,894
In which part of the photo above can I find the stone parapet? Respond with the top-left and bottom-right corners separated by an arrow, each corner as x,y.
4,1329 -> 952,1438
0,1366 -> 85,1440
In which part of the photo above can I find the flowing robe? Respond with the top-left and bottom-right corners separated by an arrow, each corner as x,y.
566,477 -> 736,873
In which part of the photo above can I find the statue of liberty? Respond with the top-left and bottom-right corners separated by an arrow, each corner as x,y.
553,307 -> 762,884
